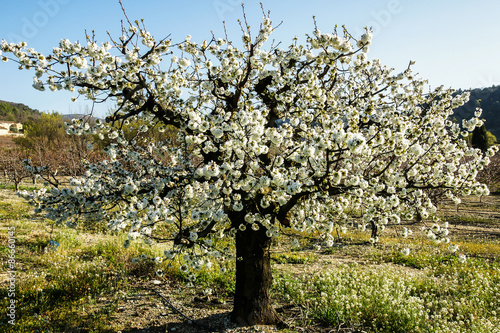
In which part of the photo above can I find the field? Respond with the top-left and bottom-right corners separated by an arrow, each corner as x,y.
0,135 -> 16,149
1,187 -> 500,333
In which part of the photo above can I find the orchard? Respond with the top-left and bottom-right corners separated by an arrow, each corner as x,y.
1,7 -> 496,326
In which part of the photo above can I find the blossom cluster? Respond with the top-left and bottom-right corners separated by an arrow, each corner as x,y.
5,14 -> 496,270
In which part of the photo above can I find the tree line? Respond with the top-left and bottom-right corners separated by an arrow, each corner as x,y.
0,112 -> 102,190
0,111 -> 179,190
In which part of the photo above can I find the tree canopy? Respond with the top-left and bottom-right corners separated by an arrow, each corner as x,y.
471,124 -> 492,152
14,112 -> 67,148
2,9 -> 497,325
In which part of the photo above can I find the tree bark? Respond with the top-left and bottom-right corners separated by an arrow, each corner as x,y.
231,225 -> 280,326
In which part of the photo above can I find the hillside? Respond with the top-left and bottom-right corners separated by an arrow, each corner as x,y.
62,113 -> 101,123
0,100 -> 40,123
453,86 -> 500,139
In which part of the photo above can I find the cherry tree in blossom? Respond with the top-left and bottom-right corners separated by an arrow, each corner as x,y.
2,11 -> 496,325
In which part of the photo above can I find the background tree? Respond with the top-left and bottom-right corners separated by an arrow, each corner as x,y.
14,112 -> 103,177
0,147 -> 31,190
15,112 -> 67,148
2,10 -> 496,326
471,124 -> 490,152
478,153 -> 500,193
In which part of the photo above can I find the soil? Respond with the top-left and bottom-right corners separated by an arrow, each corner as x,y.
0,135 -> 16,148
96,278 -> 280,333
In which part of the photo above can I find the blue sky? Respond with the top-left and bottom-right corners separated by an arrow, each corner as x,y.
0,0 -> 499,117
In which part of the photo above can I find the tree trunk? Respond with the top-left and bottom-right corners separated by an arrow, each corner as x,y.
370,220 -> 378,240
231,225 -> 280,326
14,169 -> 19,191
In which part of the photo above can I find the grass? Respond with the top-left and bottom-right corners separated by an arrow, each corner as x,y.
0,183 -> 39,192
272,252 -> 318,264
0,195 -> 167,331
0,187 -> 500,332
0,255 -> 125,332
174,264 -> 236,300
273,259 -> 500,333
379,249 -> 456,269
456,242 -> 500,258
445,214 -> 499,224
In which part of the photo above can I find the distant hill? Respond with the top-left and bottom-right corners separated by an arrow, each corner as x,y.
62,113 -> 101,123
0,100 -> 40,123
453,86 -> 500,139
62,114 -> 86,120
0,102 -> 100,125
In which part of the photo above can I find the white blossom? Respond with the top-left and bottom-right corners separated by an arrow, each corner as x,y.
3,13 -> 494,290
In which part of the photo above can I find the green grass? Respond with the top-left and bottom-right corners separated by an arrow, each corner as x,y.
272,252 -> 318,264
0,200 -> 31,220
0,255 -> 125,332
457,242 -> 500,258
0,183 -> 39,191
173,264 -> 236,300
273,258 -> 500,333
0,196 -> 164,331
379,249 -> 457,269
445,214 -> 499,224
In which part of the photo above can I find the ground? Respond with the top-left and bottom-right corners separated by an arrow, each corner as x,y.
77,195 -> 500,333
1,188 -> 499,332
